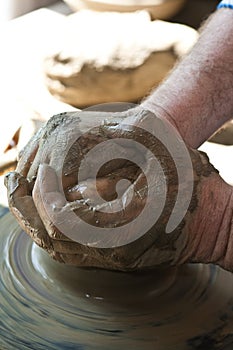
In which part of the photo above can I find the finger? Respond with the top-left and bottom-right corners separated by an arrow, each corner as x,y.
99,107 -> 148,139
4,171 -> 52,249
66,177 -> 126,203
100,109 -> 177,159
61,133 -> 142,182
76,173 -> 147,228
65,165 -> 139,202
26,112 -> 77,181
33,162 -> 144,247
16,127 -> 42,177
5,171 -> 29,200
32,165 -> 96,253
32,164 -> 71,241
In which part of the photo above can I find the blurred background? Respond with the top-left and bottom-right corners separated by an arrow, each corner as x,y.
0,0 -> 219,26
0,0 -> 232,207
0,0 -> 59,21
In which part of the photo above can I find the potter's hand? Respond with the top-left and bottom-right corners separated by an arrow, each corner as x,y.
63,107 -> 233,271
69,107 -> 233,271
139,7 -> 233,271
4,107 -> 232,271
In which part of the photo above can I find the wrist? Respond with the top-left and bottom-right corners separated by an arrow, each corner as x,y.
140,101 -> 180,134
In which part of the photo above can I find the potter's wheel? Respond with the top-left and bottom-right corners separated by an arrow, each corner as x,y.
1,207 -> 233,350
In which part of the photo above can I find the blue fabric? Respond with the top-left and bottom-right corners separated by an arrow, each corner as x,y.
217,1 -> 233,9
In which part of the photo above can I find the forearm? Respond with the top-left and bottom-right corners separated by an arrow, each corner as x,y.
142,9 -> 233,148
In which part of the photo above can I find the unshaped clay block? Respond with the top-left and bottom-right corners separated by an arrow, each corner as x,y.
64,0 -> 186,20
44,10 -> 198,107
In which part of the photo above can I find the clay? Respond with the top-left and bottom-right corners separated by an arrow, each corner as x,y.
1,208 -> 233,349
4,108 -> 219,271
44,10 -> 198,107
64,0 -> 186,20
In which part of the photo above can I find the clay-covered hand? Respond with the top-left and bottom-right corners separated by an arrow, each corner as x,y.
4,108 -> 233,271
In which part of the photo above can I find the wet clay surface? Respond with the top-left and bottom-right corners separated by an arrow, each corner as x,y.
1,207 -> 233,350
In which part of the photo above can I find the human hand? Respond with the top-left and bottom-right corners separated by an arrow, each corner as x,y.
4,106 -> 233,271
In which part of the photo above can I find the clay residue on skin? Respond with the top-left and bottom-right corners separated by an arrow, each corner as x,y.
5,109 -> 223,271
